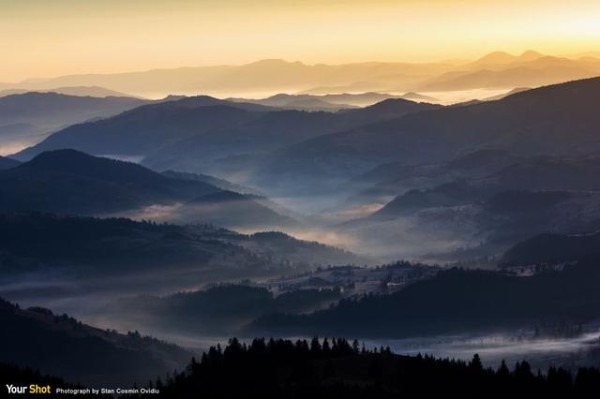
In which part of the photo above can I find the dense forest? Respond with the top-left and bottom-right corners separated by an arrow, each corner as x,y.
0,363 -> 74,389
0,297 -> 190,385
501,231 -> 600,266
249,258 -> 600,338
138,338 -> 600,399
0,212 -> 360,277
4,338 -> 600,398
114,285 -> 342,335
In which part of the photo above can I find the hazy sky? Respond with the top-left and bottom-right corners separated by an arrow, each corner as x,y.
1,0 -> 599,82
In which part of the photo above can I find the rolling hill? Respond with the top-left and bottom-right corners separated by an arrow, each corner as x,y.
13,96 -> 270,161
342,152 -> 600,261
143,98 -> 439,173
2,52 -> 598,98
229,92 -> 441,110
501,232 -> 600,266
249,261 -> 600,338
0,150 -> 294,229
252,77 -> 600,193
0,86 -> 135,98
418,55 -> 600,91
346,149 -> 518,204
0,156 -> 19,169
15,95 -> 438,179
0,149 -> 220,214
0,58 -> 460,98
0,297 -> 191,385
0,92 -> 148,154
109,284 -> 342,336
0,213 -> 363,278
229,93 -> 357,111
369,155 -> 600,221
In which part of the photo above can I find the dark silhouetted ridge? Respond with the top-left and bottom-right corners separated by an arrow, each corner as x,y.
0,150 -> 221,213
0,296 -> 190,385
249,260 -> 600,338
502,232 -> 600,266
20,149 -> 172,184
0,156 -> 20,169
151,337 -> 600,398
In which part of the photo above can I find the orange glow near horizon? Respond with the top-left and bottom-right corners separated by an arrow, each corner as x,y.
1,0 -> 599,82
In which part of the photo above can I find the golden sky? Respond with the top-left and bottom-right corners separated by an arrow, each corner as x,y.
1,0 -> 599,82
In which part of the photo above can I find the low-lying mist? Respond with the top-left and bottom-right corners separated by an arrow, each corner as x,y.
106,200 -> 479,264
366,329 -> 600,371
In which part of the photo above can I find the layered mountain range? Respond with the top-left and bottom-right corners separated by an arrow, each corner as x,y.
1,55 -> 600,381
0,92 -> 149,154
2,51 -> 599,98
3,76 -> 600,261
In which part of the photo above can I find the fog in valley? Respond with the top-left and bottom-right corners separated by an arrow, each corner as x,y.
3,48 -> 600,389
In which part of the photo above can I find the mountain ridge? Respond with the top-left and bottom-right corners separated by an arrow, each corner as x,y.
252,77 -> 600,192
0,150 -> 296,229
0,92 -> 149,155
0,296 -> 191,385
3,52 -> 599,98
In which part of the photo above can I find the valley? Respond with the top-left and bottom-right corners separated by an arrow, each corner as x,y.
2,47 -> 600,394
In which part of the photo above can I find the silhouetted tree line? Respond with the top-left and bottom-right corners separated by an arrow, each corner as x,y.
0,297 -> 190,387
133,338 -> 600,399
0,363 -> 72,388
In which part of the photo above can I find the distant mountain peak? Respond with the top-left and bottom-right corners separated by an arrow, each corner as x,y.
474,50 -> 545,65
24,148 -> 111,167
19,149 -> 156,181
476,51 -> 514,63
48,86 -> 134,98
169,94 -> 225,107
486,50 -> 512,57
246,59 -> 303,67
401,92 -> 439,102
520,49 -> 543,59
162,94 -> 188,101
366,97 -> 437,112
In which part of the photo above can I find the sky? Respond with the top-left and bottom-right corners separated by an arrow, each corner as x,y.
1,0 -> 599,82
